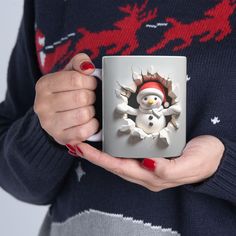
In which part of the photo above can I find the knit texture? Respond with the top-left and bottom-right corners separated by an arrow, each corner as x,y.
0,0 -> 235,235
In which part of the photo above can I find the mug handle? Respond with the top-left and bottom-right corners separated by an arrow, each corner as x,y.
86,68 -> 103,142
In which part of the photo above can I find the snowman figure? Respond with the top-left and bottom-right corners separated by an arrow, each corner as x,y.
116,81 -> 180,137
135,81 -> 167,134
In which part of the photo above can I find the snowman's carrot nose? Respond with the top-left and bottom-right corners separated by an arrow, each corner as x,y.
148,99 -> 155,105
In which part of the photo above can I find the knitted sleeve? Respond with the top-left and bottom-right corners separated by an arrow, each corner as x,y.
184,72 -> 236,205
0,0 -> 74,205
185,137 -> 236,205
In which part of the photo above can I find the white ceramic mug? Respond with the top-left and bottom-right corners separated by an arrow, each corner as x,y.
88,56 -> 186,158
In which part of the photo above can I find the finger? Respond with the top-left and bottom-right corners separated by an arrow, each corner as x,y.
76,144 -> 179,191
141,157 -> 176,181
140,158 -> 194,188
116,175 -> 147,188
63,118 -> 99,144
149,155 -> 200,181
64,53 -> 95,75
52,89 -> 96,112
119,174 -> 179,192
55,106 -> 95,130
45,71 -> 97,93
75,143 -> 160,183
172,175 -> 205,185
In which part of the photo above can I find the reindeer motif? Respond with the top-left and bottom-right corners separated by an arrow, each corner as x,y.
37,0 -> 157,74
73,0 -> 157,59
147,0 -> 236,53
36,0 -> 235,74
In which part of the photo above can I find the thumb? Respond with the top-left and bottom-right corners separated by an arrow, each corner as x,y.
64,53 -> 95,75
141,157 -> 178,180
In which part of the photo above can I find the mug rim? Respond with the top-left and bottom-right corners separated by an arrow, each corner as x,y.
103,55 -> 186,59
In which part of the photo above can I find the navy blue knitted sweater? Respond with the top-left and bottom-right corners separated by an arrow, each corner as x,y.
0,0 -> 236,235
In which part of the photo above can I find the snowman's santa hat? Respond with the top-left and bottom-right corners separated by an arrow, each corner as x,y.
137,81 -> 168,107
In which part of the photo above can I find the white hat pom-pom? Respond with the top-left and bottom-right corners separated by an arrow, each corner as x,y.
164,101 -> 169,108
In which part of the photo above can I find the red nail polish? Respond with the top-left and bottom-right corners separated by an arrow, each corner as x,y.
141,159 -> 156,172
80,61 -> 95,71
68,151 -> 79,157
66,144 -> 76,152
76,146 -> 84,156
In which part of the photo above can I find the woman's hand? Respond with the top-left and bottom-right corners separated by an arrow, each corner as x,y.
34,53 -> 99,148
75,135 -> 225,191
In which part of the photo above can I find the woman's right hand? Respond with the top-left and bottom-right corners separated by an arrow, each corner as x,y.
34,53 -> 99,146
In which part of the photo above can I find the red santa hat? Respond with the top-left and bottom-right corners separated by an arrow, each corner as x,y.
137,81 -> 169,107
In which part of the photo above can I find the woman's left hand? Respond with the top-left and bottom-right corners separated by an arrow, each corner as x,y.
74,135 -> 225,192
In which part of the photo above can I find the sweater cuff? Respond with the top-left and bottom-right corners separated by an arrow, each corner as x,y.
184,137 -> 236,205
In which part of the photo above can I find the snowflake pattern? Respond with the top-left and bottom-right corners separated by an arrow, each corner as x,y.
211,116 -> 220,125
75,162 -> 86,182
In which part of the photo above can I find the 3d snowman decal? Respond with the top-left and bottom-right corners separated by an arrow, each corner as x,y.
135,81 -> 167,133
115,67 -> 181,145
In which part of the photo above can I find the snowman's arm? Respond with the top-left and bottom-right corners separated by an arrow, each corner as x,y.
116,103 -> 138,116
162,104 -> 181,116
126,106 -> 138,116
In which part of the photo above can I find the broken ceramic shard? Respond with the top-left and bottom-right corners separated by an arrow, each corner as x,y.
132,72 -> 143,86
119,118 -> 136,133
131,128 -> 148,139
117,81 -> 137,93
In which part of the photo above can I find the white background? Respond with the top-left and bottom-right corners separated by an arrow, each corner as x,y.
0,1 -> 48,236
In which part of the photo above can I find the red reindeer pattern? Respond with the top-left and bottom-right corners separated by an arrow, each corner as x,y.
75,0 -> 157,59
35,29 -> 72,73
147,0 -> 236,53
35,0 -> 235,74
36,0 -> 157,74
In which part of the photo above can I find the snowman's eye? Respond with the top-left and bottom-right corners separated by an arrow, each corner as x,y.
144,97 -> 147,101
154,97 -> 157,100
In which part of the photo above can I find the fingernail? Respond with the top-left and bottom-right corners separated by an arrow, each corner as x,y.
68,150 -> 79,157
80,61 -> 95,71
66,144 -> 76,152
76,146 -> 84,156
141,158 -> 156,172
